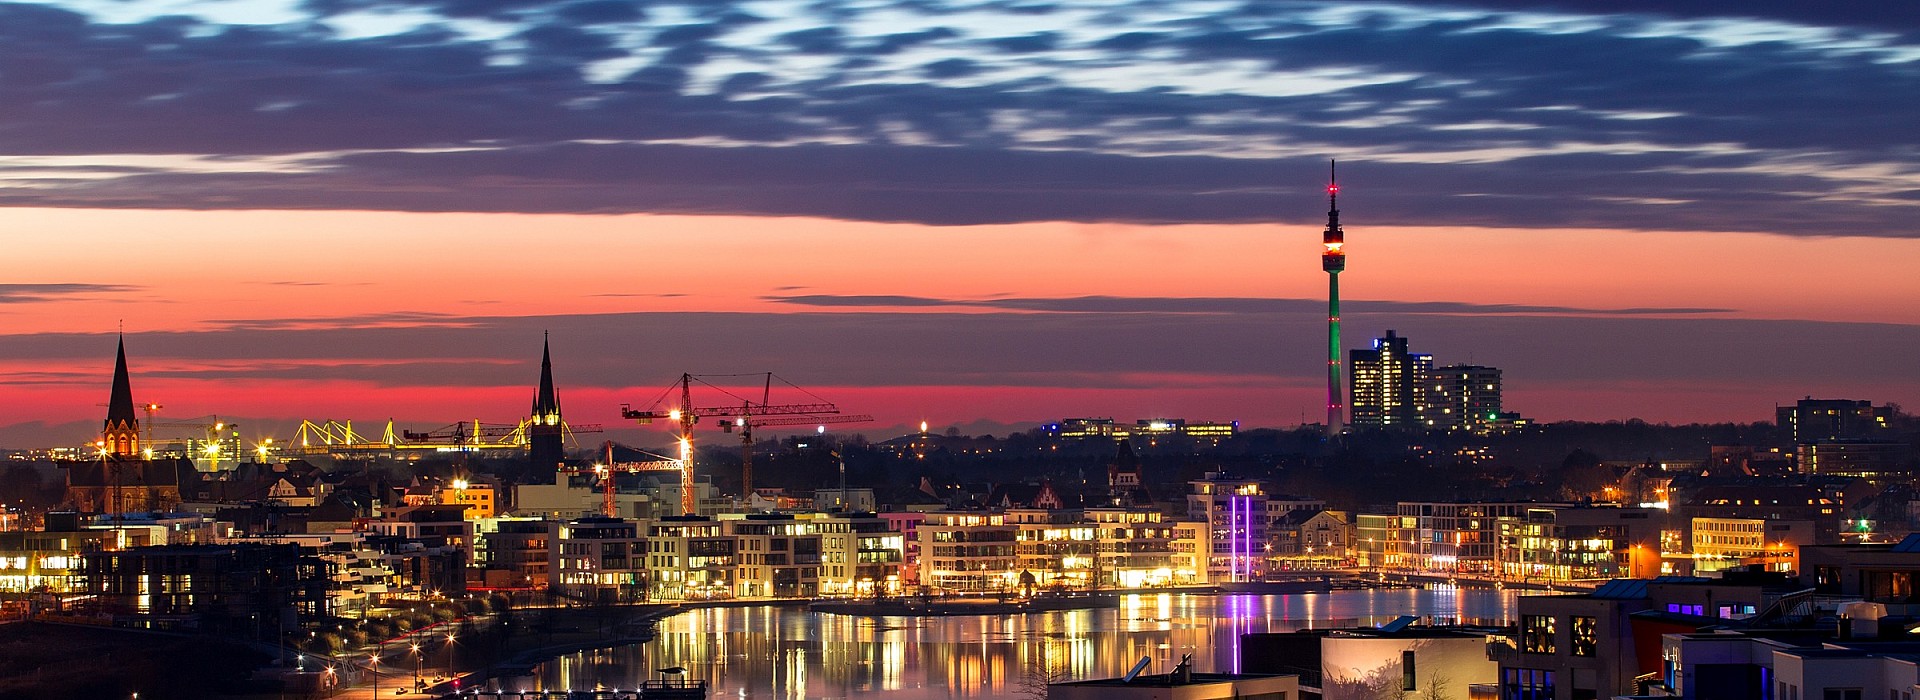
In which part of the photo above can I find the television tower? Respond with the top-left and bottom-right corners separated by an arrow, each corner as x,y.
1322,161 -> 1345,437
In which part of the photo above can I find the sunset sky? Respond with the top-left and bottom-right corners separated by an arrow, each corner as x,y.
3,0 -> 1919,446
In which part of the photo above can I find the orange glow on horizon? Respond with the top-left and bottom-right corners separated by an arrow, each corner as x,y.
2,208 -> 1917,331
3,207 -> 1919,435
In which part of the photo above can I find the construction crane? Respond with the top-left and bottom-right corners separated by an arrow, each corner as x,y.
149,415 -> 241,468
555,442 -> 682,517
620,373 -> 867,515
141,402 -> 162,447
720,412 -> 872,507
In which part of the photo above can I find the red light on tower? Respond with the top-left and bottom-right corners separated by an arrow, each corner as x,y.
1327,183 -> 1339,195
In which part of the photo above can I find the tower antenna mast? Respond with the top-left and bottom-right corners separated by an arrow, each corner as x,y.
1322,160 -> 1346,437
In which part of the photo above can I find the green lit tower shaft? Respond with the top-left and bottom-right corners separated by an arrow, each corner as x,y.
1322,161 -> 1345,437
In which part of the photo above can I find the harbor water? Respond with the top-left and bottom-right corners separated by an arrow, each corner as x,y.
522,587 -> 1523,699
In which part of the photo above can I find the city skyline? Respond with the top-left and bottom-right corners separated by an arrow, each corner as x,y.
5,1 -> 1920,442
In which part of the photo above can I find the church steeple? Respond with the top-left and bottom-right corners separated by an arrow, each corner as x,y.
531,331 -> 561,421
528,332 -> 566,469
102,335 -> 141,457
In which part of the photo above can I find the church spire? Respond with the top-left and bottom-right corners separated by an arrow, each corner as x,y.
532,331 -> 561,419
528,332 -> 566,469
103,335 -> 141,457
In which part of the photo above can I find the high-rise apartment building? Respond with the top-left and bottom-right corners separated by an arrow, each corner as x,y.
1427,364 -> 1503,433
1349,330 -> 1433,430
1776,398 -> 1892,444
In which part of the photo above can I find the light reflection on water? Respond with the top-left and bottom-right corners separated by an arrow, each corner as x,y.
525,587 -> 1520,699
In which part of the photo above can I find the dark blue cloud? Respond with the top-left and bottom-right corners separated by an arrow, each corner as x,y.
2,0 -> 1918,236
986,32 -> 1059,53
921,57 -> 981,79
779,26 -> 845,54
1387,0 -> 1920,32
555,0 -> 646,24
863,27 -> 962,55
518,24 -> 626,61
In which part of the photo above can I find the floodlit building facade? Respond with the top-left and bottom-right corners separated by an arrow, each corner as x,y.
918,511 -> 1017,593
644,515 -> 735,600
725,513 -> 822,598
812,512 -> 905,596
1690,517 -> 1810,574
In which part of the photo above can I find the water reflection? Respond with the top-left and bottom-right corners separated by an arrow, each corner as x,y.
526,588 -> 1520,699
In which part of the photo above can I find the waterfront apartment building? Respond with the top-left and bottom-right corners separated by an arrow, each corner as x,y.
1187,472 -> 1269,582
1354,512 -> 1415,569
882,511 -> 926,587
1009,507 -> 1092,590
725,513 -> 822,598
1426,364 -> 1503,433
1398,501 -> 1570,574
548,516 -> 644,603
644,515 -> 735,600
1083,507 -> 1183,587
1494,506 -> 1664,582
1350,330 -> 1433,431
918,511 -> 1017,593
1171,520 -> 1212,585
812,512 -> 905,596
1003,507 -> 1186,590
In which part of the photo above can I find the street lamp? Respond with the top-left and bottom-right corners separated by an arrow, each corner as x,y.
444,632 -> 457,680
370,654 -> 381,698
411,643 -> 422,693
